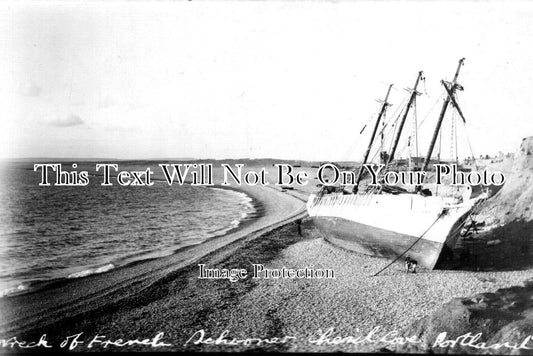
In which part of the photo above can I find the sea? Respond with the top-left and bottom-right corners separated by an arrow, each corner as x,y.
0,161 -> 257,297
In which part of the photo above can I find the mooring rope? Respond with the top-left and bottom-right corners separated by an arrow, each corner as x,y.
372,209 -> 447,277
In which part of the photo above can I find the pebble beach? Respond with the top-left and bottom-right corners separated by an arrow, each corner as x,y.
1,162 -> 532,353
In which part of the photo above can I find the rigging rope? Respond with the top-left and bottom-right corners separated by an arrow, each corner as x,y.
463,121 -> 479,171
416,93 -> 445,131
394,93 -> 444,161
452,94 -> 479,170
455,111 -> 459,165
413,99 -> 419,163
341,106 -> 382,166
450,109 -> 456,162
422,75 -> 429,96
365,96 -> 410,166
377,95 -> 408,139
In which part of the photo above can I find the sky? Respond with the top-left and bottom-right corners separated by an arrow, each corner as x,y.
1,0 -> 532,161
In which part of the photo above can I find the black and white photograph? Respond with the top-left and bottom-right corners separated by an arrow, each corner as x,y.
1,0 -> 533,354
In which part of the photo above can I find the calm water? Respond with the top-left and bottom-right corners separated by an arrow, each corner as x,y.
0,162 -> 256,297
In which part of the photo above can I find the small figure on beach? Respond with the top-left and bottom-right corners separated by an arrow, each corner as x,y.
405,256 -> 418,273
296,219 -> 302,236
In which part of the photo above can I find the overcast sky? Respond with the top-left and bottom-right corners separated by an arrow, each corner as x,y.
1,1 -> 532,160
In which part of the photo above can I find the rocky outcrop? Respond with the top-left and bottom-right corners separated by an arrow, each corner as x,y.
392,279 -> 533,354
478,136 -> 533,226
451,136 -> 533,270
392,138 -> 533,354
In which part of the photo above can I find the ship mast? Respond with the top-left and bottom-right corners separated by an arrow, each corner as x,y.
416,58 -> 465,192
387,71 -> 424,166
353,83 -> 393,193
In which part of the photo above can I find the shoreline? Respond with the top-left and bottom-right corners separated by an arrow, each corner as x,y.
0,182 -> 307,338
0,181 -> 266,299
2,214 -> 533,353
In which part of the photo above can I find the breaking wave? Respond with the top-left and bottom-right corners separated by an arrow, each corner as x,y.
67,263 -> 115,279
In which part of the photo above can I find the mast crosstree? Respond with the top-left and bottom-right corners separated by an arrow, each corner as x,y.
422,58 -> 465,172
387,70 -> 424,166
415,58 -> 465,192
351,58 -> 467,194
353,84 -> 393,193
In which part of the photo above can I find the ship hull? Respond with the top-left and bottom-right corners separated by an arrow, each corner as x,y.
307,192 -> 483,270
311,215 -> 445,269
